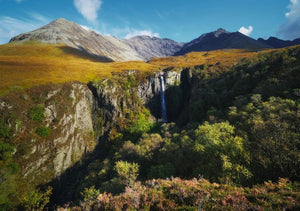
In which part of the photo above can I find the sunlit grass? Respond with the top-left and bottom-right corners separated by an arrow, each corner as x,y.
0,42 -> 270,96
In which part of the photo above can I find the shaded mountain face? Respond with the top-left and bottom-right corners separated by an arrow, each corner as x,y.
9,18 -> 182,62
176,28 -> 272,55
258,37 -> 300,48
124,36 -> 184,61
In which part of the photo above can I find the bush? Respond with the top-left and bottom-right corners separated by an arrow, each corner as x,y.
21,186 -> 52,211
35,126 -> 51,138
81,186 -> 100,202
114,161 -> 139,187
28,106 -> 45,122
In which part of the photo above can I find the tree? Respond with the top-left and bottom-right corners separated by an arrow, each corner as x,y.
22,186 -> 52,211
193,122 -> 252,184
114,161 -> 139,187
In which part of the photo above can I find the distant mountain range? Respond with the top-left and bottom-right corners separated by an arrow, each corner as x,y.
9,18 -> 300,62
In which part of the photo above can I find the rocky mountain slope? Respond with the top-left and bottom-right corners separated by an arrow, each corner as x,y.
124,36 -> 184,61
9,18 -> 143,62
9,18 -> 182,62
176,28 -> 272,55
258,36 -> 300,48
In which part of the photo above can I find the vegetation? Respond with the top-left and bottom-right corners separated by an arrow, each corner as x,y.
21,186 -> 52,211
35,126 -> 51,138
28,105 -> 45,122
77,178 -> 300,210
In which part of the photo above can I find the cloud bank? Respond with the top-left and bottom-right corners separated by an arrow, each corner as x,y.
74,0 -> 102,23
278,0 -> 300,40
125,29 -> 160,39
239,26 -> 253,36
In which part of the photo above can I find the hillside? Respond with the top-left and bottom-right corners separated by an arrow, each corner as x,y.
258,36 -> 300,48
0,41 -> 299,210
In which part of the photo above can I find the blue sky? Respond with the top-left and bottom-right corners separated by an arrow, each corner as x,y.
0,0 -> 299,44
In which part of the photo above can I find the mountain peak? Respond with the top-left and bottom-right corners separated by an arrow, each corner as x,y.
53,18 -> 68,23
45,18 -> 76,28
213,28 -> 230,37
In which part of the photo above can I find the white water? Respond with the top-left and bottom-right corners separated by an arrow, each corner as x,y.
160,75 -> 167,123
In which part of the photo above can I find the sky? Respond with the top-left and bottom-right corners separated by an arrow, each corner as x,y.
0,0 -> 299,44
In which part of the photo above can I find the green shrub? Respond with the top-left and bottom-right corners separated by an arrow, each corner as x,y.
81,186 -> 100,202
114,161 -> 139,187
35,126 -> 51,138
21,186 -> 52,211
28,106 -> 45,122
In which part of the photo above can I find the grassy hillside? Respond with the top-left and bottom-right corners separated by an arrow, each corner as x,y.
0,42 -> 157,96
0,41 -> 267,96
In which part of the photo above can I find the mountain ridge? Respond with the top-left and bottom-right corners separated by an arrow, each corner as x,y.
9,18 -> 300,61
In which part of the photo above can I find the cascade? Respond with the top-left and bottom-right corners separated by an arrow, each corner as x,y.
160,75 -> 167,122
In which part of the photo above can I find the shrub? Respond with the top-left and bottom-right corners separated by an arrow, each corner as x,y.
114,161 -> 139,187
35,126 -> 51,138
81,186 -> 100,202
21,186 -> 52,211
28,105 -> 45,122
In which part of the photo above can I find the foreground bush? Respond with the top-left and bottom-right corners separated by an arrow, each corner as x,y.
62,178 -> 299,210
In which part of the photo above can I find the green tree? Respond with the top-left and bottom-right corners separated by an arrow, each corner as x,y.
81,186 -> 100,202
193,122 -> 252,184
114,161 -> 139,187
21,186 -> 52,211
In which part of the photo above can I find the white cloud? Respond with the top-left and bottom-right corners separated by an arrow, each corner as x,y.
124,29 -> 160,39
278,0 -> 300,40
74,0 -> 102,23
0,14 -> 49,44
238,26 -> 253,36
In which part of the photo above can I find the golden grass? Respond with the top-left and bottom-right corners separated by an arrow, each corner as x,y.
0,42 -> 263,96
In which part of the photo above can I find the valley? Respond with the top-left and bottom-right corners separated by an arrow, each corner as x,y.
0,18 -> 299,210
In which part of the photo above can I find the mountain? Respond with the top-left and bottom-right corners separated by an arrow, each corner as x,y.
176,28 -> 272,55
9,18 -> 144,62
258,36 -> 300,48
9,18 -> 183,62
124,35 -> 184,61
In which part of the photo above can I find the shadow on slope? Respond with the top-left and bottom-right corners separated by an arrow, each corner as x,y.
58,46 -> 114,63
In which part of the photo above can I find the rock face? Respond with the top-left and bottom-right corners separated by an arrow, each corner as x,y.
0,82 -> 96,185
124,36 -> 184,61
257,37 -> 300,48
176,28 -> 272,55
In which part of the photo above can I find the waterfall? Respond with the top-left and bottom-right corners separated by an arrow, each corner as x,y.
160,75 -> 167,123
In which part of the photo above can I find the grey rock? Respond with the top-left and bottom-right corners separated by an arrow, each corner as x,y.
124,35 -> 184,61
